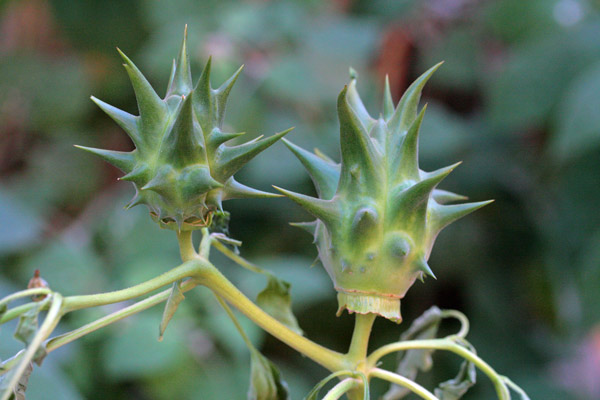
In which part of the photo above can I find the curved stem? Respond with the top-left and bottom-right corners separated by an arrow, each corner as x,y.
322,378 -> 358,400
367,339 -> 510,400
1,293 -> 63,400
0,302 -> 40,325
370,368 -> 438,400
0,288 -> 52,308
61,260 -> 201,313
45,278 -> 198,352
503,376 -> 531,400
347,313 -> 376,366
440,310 -> 469,338
196,263 -> 346,372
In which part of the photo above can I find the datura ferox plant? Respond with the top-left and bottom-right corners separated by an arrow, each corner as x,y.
0,28 -> 529,400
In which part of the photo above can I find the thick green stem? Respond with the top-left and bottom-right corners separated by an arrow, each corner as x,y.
322,378 -> 359,400
370,368 -> 438,400
61,260 -> 201,313
346,313 -> 376,366
196,263 -> 346,372
367,339 -> 510,400
177,230 -> 198,262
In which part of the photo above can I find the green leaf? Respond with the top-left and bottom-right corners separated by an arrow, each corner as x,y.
14,303 -> 43,346
433,357 -> 476,400
382,306 -> 442,400
551,62 -> 600,161
248,349 -> 290,400
256,276 -> 303,335
158,281 -> 185,341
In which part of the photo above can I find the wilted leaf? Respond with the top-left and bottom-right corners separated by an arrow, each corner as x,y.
14,303 -> 44,346
434,357 -> 476,400
0,361 -> 33,400
158,281 -> 185,341
382,306 -> 443,400
248,349 -> 290,400
256,276 -> 302,335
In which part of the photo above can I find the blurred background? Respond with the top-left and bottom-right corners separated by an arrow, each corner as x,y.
1,0 -> 599,398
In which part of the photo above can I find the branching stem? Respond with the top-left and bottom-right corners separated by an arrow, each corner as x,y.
197,263 -> 346,372
45,278 -> 198,352
61,260 -> 202,313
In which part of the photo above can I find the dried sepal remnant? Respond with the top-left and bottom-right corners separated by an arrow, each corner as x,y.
279,66 -> 492,322
77,27 -> 291,231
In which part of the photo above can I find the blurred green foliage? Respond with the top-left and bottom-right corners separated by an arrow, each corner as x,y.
1,0 -> 599,398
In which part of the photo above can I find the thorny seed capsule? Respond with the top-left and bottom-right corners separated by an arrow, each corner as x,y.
77,26 -> 291,231
278,66 -> 492,323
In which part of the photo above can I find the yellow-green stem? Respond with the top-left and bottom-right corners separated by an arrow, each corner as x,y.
177,230 -> 197,262
197,263 -> 346,372
346,313 -> 376,366
61,260 -> 201,313
46,278 -> 198,352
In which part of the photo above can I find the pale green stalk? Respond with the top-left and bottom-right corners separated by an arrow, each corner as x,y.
45,278 -> 197,352
212,239 -> 265,275
370,368 -> 438,400
61,260 -> 201,312
346,313 -> 376,366
440,309 -> 470,338
1,293 -> 63,400
367,338 -> 510,400
0,289 -> 52,308
322,378 -> 359,400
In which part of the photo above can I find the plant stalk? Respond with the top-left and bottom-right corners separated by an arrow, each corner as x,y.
367,338 -> 510,400
370,368 -> 438,400
61,260 -> 202,313
197,263 -> 346,372
322,378 -> 359,400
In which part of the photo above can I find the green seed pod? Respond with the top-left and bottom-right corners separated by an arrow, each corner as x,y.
77,27 -> 291,231
277,66 -> 492,323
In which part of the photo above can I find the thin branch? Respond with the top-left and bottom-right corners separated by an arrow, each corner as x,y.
370,368 -> 438,400
367,338 -> 510,400
322,378 -> 359,400
1,293 -> 63,400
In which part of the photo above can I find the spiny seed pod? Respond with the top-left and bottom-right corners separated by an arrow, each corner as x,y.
277,66 -> 492,323
77,27 -> 291,231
